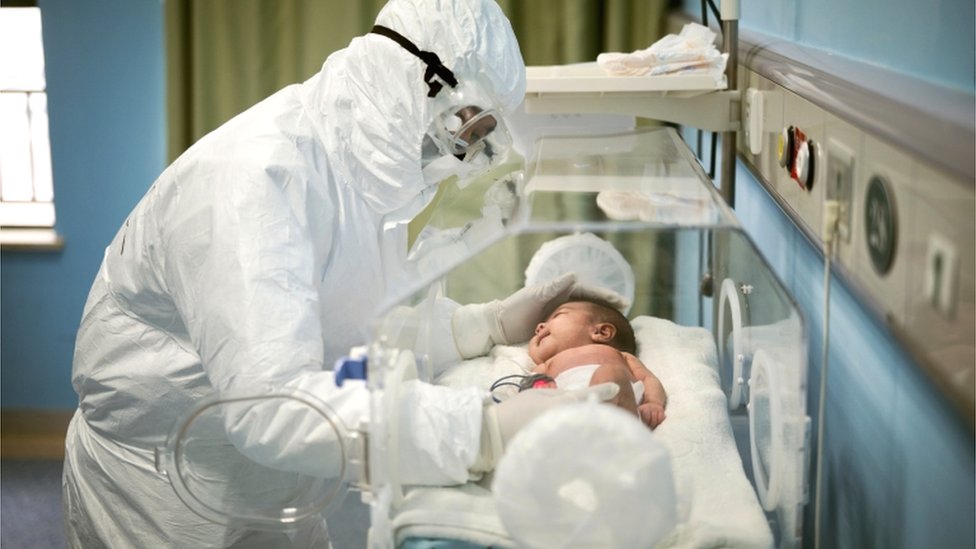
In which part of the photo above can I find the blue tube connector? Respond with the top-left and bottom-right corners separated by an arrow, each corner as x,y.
334,346 -> 368,386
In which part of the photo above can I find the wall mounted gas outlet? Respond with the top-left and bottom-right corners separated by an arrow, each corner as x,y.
826,138 -> 856,243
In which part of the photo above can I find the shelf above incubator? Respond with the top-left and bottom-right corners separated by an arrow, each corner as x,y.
524,62 -> 738,132
527,62 -> 725,94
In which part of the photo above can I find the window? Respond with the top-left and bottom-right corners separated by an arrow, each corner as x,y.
0,6 -> 61,249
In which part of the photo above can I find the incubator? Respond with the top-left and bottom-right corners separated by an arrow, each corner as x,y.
159,127 -> 810,548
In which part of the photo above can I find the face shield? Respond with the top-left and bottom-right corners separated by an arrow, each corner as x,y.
425,80 -> 514,179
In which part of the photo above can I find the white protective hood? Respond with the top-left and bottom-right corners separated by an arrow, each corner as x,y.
309,0 -> 526,224
63,0 -> 525,546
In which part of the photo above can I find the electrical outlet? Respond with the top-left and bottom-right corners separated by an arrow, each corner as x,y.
826,138 -> 855,242
923,232 -> 958,318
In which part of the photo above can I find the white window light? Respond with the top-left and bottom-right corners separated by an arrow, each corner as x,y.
0,6 -> 61,249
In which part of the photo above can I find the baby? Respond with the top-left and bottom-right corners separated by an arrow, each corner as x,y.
526,299 -> 667,428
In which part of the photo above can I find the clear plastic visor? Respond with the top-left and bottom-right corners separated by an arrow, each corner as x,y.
432,105 -> 512,161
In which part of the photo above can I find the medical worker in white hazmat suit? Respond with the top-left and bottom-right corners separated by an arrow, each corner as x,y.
62,0 -> 614,546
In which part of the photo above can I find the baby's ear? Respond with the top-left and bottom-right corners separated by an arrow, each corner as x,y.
592,322 -> 616,342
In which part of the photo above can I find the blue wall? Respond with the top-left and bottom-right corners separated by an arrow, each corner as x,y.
733,161 -> 974,548
683,0 -> 974,546
725,0 -> 974,93
1,0 -> 166,408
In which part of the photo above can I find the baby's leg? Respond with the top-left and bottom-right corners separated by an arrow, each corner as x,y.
590,360 -> 638,416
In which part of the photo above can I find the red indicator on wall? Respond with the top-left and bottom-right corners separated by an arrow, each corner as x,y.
778,126 -> 816,191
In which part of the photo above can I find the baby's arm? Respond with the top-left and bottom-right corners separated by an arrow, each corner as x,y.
624,353 -> 667,428
589,362 -> 639,417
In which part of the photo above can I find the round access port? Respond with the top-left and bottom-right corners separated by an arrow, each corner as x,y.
717,278 -> 748,410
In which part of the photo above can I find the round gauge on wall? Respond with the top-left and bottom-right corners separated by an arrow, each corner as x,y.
864,175 -> 897,276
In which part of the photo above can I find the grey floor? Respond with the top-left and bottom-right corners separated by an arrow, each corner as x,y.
1,459 -> 66,549
328,492 -> 372,548
0,459 -> 370,548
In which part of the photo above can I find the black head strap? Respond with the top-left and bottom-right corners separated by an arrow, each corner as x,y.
371,25 -> 458,98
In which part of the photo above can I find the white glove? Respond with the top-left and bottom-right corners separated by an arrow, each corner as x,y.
470,382 -> 620,474
452,272 -> 578,358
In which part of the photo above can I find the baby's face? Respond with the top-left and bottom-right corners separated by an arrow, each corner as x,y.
527,302 -> 598,364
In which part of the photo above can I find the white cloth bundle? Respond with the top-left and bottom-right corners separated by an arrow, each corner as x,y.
597,23 -> 728,77
597,189 -> 718,226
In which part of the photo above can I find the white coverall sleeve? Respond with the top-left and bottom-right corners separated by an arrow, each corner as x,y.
162,169 -> 362,478
161,169 -> 481,482
393,380 -> 485,485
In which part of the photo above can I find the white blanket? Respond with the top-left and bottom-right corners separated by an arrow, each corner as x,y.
633,317 -> 773,548
393,316 -> 773,548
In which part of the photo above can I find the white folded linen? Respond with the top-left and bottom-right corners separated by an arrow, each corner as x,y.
597,23 -> 728,77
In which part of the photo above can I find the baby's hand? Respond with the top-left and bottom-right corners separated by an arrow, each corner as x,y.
638,401 -> 666,429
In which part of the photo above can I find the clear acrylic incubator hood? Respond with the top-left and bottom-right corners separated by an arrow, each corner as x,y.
159,127 -> 811,548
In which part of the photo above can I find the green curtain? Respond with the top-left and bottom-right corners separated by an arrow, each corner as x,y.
165,0 -> 671,160
499,0 -> 669,65
165,0 -> 387,160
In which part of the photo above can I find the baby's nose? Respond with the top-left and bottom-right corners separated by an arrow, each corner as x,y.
534,322 -> 545,334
